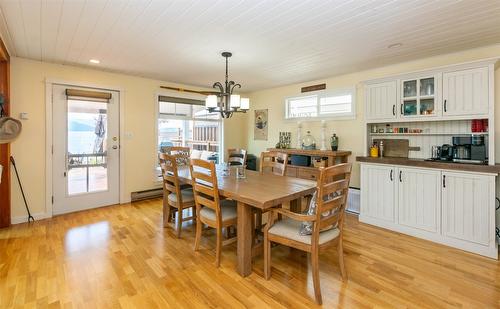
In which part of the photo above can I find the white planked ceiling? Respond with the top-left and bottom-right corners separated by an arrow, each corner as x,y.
0,0 -> 500,91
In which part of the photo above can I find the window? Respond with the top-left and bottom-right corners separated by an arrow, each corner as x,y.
285,88 -> 355,119
157,95 -> 222,160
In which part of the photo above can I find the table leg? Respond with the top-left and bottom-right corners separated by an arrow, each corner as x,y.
237,201 -> 253,277
290,198 -> 302,213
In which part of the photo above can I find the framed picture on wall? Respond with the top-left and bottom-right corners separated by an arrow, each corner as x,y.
254,109 -> 268,140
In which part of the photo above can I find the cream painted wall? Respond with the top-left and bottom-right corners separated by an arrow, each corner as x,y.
9,57 -> 247,221
246,44 -> 500,189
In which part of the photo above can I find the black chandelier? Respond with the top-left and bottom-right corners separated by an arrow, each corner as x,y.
205,52 -> 250,118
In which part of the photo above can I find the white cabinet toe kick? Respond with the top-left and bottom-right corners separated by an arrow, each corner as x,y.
360,163 -> 498,259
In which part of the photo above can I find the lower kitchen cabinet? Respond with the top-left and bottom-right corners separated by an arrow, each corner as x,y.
398,167 -> 440,233
360,164 -> 396,223
360,163 -> 497,259
442,171 -> 492,246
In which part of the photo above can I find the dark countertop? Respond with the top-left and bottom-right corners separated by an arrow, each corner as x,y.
356,156 -> 500,175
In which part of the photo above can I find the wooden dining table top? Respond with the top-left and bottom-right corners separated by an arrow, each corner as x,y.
176,165 -> 317,209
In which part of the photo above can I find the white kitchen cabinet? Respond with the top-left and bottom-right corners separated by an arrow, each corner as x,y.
400,75 -> 440,119
359,163 -> 497,259
442,67 -> 489,116
365,81 -> 398,121
397,167 -> 440,233
360,164 -> 396,222
441,171 -> 493,246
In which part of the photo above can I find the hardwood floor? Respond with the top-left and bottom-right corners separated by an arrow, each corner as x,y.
0,198 -> 499,308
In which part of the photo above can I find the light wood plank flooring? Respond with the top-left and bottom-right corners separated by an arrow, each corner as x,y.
0,198 -> 499,308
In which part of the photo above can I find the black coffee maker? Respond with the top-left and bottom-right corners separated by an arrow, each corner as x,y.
439,144 -> 454,161
470,135 -> 487,163
452,136 -> 471,161
451,135 -> 486,164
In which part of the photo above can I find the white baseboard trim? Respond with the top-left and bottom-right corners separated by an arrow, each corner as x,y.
11,212 -> 52,225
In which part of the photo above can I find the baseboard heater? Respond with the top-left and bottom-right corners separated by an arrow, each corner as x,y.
131,188 -> 163,202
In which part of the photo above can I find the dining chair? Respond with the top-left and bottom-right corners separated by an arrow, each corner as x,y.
190,158 -> 237,267
227,148 -> 247,166
263,163 -> 352,305
162,146 -> 191,166
159,153 -> 196,238
260,151 -> 288,176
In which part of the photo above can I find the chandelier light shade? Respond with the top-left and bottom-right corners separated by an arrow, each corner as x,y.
205,95 -> 218,108
230,94 -> 241,108
240,97 -> 250,110
205,52 -> 250,118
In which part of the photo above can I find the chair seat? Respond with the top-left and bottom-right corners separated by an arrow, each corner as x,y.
200,200 -> 237,222
268,219 -> 340,245
168,188 -> 194,204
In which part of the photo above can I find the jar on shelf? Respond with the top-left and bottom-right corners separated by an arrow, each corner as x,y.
301,131 -> 316,150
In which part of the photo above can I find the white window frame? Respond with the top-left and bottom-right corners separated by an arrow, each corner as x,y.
284,87 -> 356,121
154,91 -> 224,182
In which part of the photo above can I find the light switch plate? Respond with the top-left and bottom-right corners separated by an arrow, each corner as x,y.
20,112 -> 29,120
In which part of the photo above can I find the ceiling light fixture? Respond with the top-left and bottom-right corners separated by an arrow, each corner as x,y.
89,59 -> 100,64
205,52 -> 249,118
387,43 -> 403,49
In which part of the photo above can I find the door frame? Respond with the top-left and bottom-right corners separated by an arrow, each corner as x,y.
45,79 -> 126,218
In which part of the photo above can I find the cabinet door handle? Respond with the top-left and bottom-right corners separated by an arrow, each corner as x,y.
443,175 -> 446,188
392,105 -> 396,116
390,169 -> 393,181
399,170 -> 402,182
400,103 -> 403,115
444,99 -> 447,113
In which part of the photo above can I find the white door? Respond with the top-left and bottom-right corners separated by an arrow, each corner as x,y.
52,84 -> 120,215
360,164 -> 396,222
442,67 -> 489,116
441,171 -> 491,245
397,167 -> 440,233
365,81 -> 398,121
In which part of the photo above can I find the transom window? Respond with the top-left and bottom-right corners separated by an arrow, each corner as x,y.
285,88 -> 355,119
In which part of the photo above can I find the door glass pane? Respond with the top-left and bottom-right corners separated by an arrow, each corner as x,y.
403,100 -> 417,116
403,80 -> 417,97
420,78 -> 434,96
420,98 -> 435,115
67,100 -> 108,195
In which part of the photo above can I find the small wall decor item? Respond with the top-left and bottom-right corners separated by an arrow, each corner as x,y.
254,109 -> 268,140
276,132 -> 291,149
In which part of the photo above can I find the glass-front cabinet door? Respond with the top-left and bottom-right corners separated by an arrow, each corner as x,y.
401,77 -> 436,117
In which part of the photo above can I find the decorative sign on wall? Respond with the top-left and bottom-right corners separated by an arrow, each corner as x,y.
254,109 -> 268,140
301,83 -> 326,93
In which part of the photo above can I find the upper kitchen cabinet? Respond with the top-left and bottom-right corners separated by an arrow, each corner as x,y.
442,67 -> 489,117
400,75 -> 441,118
365,81 -> 398,121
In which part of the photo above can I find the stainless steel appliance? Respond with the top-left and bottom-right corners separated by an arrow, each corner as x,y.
470,135 -> 487,163
440,144 -> 453,161
451,135 -> 486,164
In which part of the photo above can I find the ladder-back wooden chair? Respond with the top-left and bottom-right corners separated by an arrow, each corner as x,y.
263,163 -> 352,305
260,151 -> 288,176
162,146 -> 191,166
190,159 -> 237,267
159,153 -> 195,238
227,148 -> 247,166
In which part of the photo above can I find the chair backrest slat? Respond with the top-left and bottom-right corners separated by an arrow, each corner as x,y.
312,163 -> 352,242
190,159 -> 221,214
228,148 -> 247,166
158,153 -> 183,203
162,146 -> 191,166
260,151 -> 288,176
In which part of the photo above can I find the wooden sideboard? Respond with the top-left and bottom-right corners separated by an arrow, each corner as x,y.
267,148 -> 351,181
